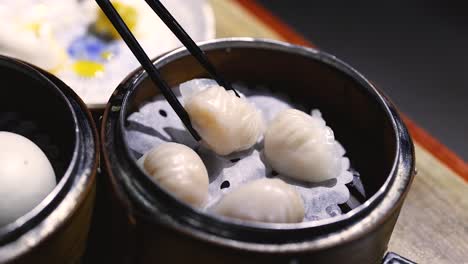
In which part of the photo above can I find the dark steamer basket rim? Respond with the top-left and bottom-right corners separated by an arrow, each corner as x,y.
123,38 -> 399,226
0,56 -> 98,260
105,38 -> 414,251
0,56 -> 80,241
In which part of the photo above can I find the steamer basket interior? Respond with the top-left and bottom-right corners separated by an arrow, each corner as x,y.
0,60 -> 76,181
100,39 -> 414,264
124,44 -> 397,210
0,58 -> 77,242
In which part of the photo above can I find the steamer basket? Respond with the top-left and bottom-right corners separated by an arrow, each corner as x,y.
0,56 -> 99,264
101,38 -> 415,263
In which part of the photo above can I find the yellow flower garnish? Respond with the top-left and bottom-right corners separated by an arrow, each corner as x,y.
73,60 -> 105,78
95,1 -> 137,39
25,22 -> 42,37
100,51 -> 114,60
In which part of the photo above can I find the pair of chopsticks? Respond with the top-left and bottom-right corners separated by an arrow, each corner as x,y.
95,0 -> 239,141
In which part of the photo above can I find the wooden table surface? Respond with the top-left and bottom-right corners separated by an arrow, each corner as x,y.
209,1 -> 468,263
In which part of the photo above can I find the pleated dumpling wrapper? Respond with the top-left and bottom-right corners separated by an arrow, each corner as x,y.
181,83 -> 265,156
142,142 -> 209,207
264,109 -> 343,183
212,178 -> 305,223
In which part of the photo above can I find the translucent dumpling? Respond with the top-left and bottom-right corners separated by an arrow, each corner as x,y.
142,142 -> 209,207
212,178 -> 305,223
181,83 -> 264,156
264,109 -> 342,183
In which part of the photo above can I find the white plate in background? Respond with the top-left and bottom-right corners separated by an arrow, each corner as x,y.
0,0 -> 215,109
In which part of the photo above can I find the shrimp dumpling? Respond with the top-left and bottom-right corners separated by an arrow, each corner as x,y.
142,143 -> 209,207
212,178 -> 305,223
264,109 -> 342,183
182,85 -> 264,156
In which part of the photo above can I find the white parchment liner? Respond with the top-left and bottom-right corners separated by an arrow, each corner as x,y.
126,79 -> 355,221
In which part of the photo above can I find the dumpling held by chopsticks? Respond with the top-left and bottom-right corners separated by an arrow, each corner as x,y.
180,80 -> 265,156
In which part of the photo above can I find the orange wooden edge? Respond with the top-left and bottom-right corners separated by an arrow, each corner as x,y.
402,116 -> 468,180
235,0 -> 468,181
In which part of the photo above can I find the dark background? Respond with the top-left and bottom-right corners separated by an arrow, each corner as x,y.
258,0 -> 468,160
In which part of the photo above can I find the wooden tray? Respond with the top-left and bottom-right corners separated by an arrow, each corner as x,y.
208,1 -> 468,263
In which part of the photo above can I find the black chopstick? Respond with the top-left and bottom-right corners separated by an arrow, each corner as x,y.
143,0 -> 240,97
95,0 -> 201,141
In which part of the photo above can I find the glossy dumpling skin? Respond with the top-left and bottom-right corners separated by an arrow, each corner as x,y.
212,178 -> 305,223
143,142 -> 209,207
264,109 -> 342,183
183,85 -> 264,156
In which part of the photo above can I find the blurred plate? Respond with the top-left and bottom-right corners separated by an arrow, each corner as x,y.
0,0 -> 215,109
